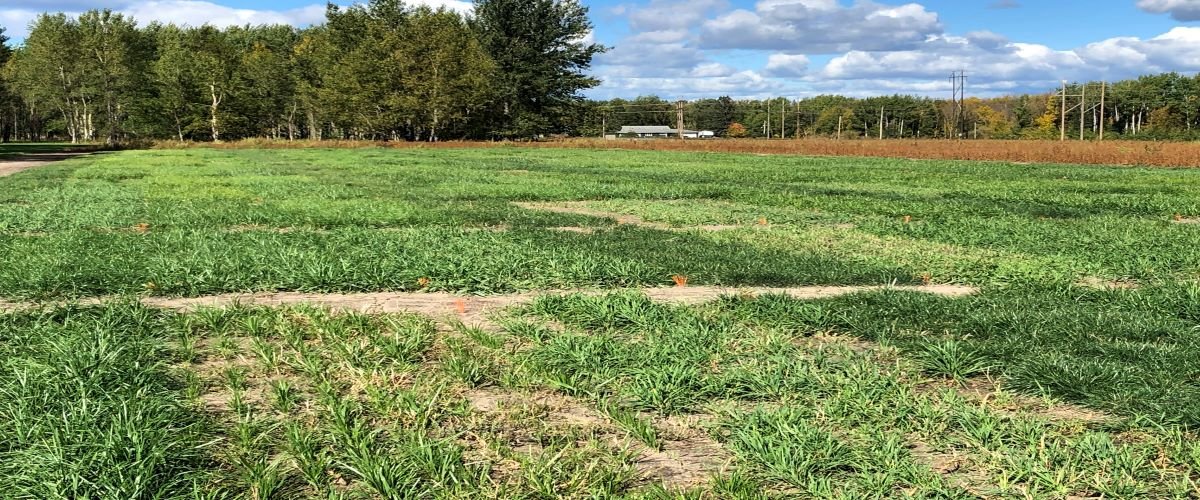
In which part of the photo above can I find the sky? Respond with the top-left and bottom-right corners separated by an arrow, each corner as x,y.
2,0 -> 1199,99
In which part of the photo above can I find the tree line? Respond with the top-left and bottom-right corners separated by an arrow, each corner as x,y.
0,0 -> 1196,144
585,73 -> 1200,141
0,0 -> 604,144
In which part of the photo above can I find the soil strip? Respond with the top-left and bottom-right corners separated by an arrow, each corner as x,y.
1,285 -> 978,317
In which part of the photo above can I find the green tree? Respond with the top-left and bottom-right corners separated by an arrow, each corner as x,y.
473,0 -> 605,139
234,25 -> 300,139
0,26 -> 18,141
150,24 -> 197,141
78,9 -> 146,145
400,8 -> 494,141
189,26 -> 238,142
13,14 -> 91,142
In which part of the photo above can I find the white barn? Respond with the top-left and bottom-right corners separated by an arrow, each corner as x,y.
617,126 -> 716,139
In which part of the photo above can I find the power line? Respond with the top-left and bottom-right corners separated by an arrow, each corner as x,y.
949,70 -> 968,138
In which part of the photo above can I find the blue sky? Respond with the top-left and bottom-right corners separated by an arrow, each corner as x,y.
3,0 -> 1198,99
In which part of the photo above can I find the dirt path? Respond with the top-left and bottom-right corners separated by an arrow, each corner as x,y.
0,152 -> 92,177
1,285 -> 977,320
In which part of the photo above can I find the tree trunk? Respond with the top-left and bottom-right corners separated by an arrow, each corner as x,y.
288,102 -> 298,141
307,110 -> 321,141
210,83 -> 222,142
173,111 -> 184,142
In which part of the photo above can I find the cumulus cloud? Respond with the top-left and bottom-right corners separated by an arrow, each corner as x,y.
0,0 -> 103,9
1136,0 -> 1200,21
0,0 -> 472,38
817,33 -> 1082,82
122,1 -> 326,28
625,0 -> 727,32
596,40 -> 707,73
0,9 -> 38,37
764,53 -> 809,77
813,26 -> 1200,93
699,0 -> 943,54
593,70 -> 778,99
1078,27 -> 1200,74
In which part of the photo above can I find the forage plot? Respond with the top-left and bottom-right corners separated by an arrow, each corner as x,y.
498,292 -> 1200,497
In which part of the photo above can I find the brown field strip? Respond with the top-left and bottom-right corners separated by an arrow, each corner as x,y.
160,137 -> 1200,168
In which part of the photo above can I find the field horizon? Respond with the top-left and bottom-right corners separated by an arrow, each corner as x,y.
151,137 -> 1200,169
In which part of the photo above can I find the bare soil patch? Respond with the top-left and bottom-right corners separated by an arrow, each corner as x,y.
636,436 -> 729,490
515,202 -> 764,232
227,224 -> 296,234
1,285 -> 978,315
0,161 -> 59,177
1171,217 -> 1200,225
0,152 -> 93,177
463,387 -> 729,490
516,202 -> 661,228
640,284 -> 977,305
550,226 -> 597,234
925,376 -> 1112,425
1076,276 -> 1141,290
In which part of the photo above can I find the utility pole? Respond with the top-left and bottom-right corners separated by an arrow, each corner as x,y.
795,102 -> 801,139
1080,84 -> 1086,141
676,100 -> 685,139
949,71 -> 967,138
837,115 -> 843,140
879,106 -> 885,140
601,112 -> 607,140
1058,81 -> 1087,141
1099,82 -> 1106,141
781,99 -> 786,139
766,99 -> 771,139
1060,81 -> 1067,141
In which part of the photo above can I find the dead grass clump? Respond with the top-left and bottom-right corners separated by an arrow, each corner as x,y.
462,387 -> 729,490
550,226 -> 597,234
1076,276 -> 1141,290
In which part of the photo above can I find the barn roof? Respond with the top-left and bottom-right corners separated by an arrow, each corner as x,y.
617,126 -> 674,134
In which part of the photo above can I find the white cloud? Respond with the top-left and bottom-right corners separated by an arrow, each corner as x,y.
0,0 -> 473,38
625,0 -> 727,32
699,0 -> 943,54
0,9 -> 38,38
596,41 -> 706,73
122,1 -> 326,28
808,26 -> 1200,97
764,53 -> 809,77
818,35 -> 1086,83
593,70 -> 778,100
691,62 -> 737,77
1078,27 -> 1200,74
1136,0 -> 1200,21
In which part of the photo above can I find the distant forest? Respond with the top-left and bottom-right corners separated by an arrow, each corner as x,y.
0,0 -> 1196,143
590,73 -> 1200,141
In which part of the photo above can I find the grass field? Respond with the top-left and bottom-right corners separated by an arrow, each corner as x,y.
1,147 -> 1199,497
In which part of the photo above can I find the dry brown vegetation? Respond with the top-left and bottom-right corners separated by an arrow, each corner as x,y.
156,137 -> 1200,167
